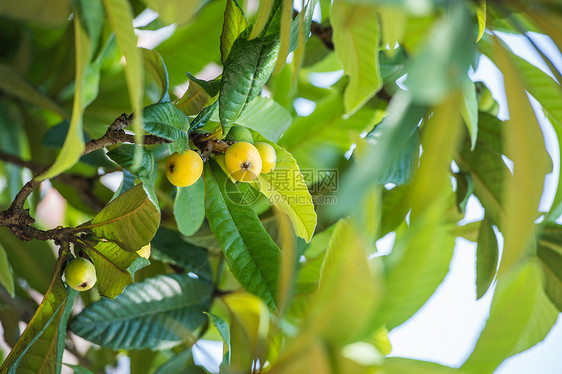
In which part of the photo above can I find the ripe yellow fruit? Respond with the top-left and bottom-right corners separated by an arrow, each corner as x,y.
137,244 -> 151,259
225,142 -> 262,182
64,257 -> 97,291
254,142 -> 276,174
165,150 -> 203,187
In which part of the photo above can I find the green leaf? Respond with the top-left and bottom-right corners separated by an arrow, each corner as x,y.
455,113 -> 506,226
151,226 -> 212,281
211,96 -> 292,142
0,228 -> 56,294
205,312 -> 231,364
143,102 -> 190,151
249,0 -> 276,39
190,101 -> 219,133
174,178 -> 206,236
331,0 -> 382,116
204,161 -> 282,310
249,131 -> 317,242
476,0 -> 486,42
175,74 -> 220,116
220,0 -> 248,64
80,184 -> 160,252
404,5 -> 475,104
219,33 -> 280,132
462,261 -> 558,373
537,225 -> 562,311
142,48 -> 170,103
380,185 -> 410,236
0,249 -> 74,374
460,76 -> 478,150
0,0 -> 71,27
0,242 -> 14,297
79,239 -> 149,299
383,358 -> 468,374
0,64 -> 66,117
106,145 -> 159,207
273,0 -> 293,74
304,219 -> 381,344
38,14 -> 94,181
141,0 -> 201,26
476,215 -> 498,299
70,274 -> 213,350
493,38 -> 551,274
102,0 -> 144,155
153,349 -> 194,374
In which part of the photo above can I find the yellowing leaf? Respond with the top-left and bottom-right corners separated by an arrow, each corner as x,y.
250,131 -> 317,242
476,0 -> 486,42
331,0 -> 382,116
249,0 -> 275,39
493,38 -> 550,274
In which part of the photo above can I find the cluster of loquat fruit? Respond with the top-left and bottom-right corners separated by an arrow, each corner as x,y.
164,125 -> 277,187
62,126 -> 276,292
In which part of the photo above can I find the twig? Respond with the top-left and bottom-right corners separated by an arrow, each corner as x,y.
293,9 -> 334,50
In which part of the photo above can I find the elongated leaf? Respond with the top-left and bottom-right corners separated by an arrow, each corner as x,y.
151,226 -> 212,281
537,225 -> 562,311
0,242 -> 14,297
219,33 -> 280,132
0,248 -> 73,374
249,0 -> 275,39
103,0 -> 144,151
141,0 -> 200,26
476,215 -> 498,299
462,261 -> 558,373
175,178 -> 206,236
80,184 -> 160,252
190,101 -> 219,133
0,64 -> 66,116
476,0 -> 486,42
204,161 -> 282,310
493,38 -> 550,274
70,274 -> 213,350
460,76 -> 478,150
153,349 -> 194,374
143,102 -> 189,151
80,239 -> 149,299
273,0 -> 293,74
331,0 -> 382,116
220,0 -> 248,64
39,14 -> 92,181
0,0 -> 71,27
107,145 -> 159,207
383,358 -> 468,374
249,131 -> 317,242
206,312 -> 231,364
142,48 -> 170,103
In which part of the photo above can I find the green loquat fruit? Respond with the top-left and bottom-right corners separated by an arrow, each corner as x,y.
64,257 -> 97,291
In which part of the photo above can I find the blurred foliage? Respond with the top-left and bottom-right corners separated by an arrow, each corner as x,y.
0,0 -> 561,373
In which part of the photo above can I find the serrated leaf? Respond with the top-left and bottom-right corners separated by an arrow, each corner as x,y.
79,240 -> 149,299
143,102 -> 189,151
80,184 -> 160,252
476,215 -> 498,299
102,0 -> 144,156
204,161 -> 282,310
175,178 -> 205,236
249,131 -> 317,242
219,33 -> 280,132
331,0 -> 382,116
220,0 -> 248,64
106,145 -> 159,207
70,274 -> 213,350
0,248 -> 75,374
493,38 -> 550,274
151,226 -> 212,281
0,242 -> 14,297
142,48 -> 170,103
462,261 -> 558,373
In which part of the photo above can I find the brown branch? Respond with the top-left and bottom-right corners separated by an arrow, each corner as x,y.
0,112 -> 171,243
293,9 -> 334,50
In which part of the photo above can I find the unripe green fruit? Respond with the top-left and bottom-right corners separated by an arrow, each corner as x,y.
64,257 -> 97,291
226,125 -> 253,143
